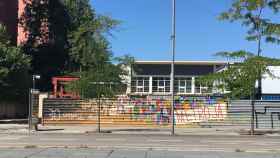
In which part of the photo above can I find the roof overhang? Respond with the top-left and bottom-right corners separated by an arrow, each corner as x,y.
135,60 -> 233,65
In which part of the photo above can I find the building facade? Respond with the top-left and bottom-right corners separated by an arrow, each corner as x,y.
127,61 -> 228,96
0,0 -> 46,45
17,0 -> 26,45
261,66 -> 280,100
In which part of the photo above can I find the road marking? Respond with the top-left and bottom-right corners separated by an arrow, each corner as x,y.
96,138 -> 126,141
39,138 -> 78,141
0,136 -> 26,140
146,139 -> 184,143
201,140 -> 255,143
253,142 -> 280,146
0,143 -> 30,147
122,143 -> 209,148
206,142 -> 240,145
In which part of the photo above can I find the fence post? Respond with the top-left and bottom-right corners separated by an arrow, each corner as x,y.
250,99 -> 255,135
28,89 -> 32,134
97,96 -> 101,133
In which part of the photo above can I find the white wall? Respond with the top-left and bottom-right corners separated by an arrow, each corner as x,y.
262,66 -> 280,94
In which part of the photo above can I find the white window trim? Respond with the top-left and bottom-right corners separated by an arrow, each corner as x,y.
157,79 -> 166,93
135,79 -> 143,92
132,77 -> 149,93
177,77 -> 193,94
152,77 -> 170,94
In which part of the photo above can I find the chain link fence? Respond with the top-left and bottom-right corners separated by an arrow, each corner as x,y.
41,97 -> 280,131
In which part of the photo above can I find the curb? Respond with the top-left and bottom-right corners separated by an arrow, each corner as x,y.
0,145 -> 280,153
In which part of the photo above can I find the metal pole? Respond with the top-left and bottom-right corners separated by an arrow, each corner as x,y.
97,93 -> 101,133
96,82 -> 101,133
30,76 -> 35,131
170,0 -> 176,136
32,76 -> 35,90
250,88 -> 255,135
257,22 -> 262,100
28,88 -> 31,134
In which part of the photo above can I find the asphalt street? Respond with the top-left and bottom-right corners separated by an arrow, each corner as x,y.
0,133 -> 279,157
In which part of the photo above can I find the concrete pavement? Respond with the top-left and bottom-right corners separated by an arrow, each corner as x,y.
0,129 -> 279,157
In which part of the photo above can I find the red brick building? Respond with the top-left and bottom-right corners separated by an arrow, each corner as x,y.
0,0 -> 43,45
17,0 -> 27,45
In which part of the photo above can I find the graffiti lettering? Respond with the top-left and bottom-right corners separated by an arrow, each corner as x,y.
43,96 -> 227,125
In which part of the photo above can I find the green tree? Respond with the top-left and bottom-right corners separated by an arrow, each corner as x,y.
200,51 -> 280,99
67,55 -> 135,99
62,0 -> 128,98
20,0 -> 120,92
63,0 -> 119,72
20,0 -> 70,91
0,24 -> 30,101
220,0 -> 280,98
220,0 -> 280,48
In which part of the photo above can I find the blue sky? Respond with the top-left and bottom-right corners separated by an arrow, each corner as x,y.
91,0 -> 279,61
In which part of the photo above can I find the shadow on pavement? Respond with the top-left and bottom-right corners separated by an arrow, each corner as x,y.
0,119 -> 27,124
37,128 -> 64,132
85,128 -> 168,134
239,129 -> 280,135
108,128 -> 162,132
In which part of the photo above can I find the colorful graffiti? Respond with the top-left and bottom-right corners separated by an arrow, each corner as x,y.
174,96 -> 227,124
43,96 -> 227,125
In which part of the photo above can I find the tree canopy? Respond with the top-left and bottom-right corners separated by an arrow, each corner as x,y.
201,0 -> 280,99
63,0 -> 119,72
220,0 -> 280,49
200,51 -> 280,99
0,24 -> 30,101
20,0 -> 70,90
19,0 -> 122,94
66,54 -> 134,99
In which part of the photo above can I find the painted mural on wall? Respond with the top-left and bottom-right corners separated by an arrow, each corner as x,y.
43,96 -> 227,125
174,96 -> 227,124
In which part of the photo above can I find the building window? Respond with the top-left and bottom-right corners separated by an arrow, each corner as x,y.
175,77 -> 192,94
195,80 -> 201,94
131,77 -> 149,93
152,77 -> 170,93
194,77 -> 212,94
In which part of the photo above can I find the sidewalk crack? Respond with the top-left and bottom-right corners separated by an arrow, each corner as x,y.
24,148 -> 48,158
105,149 -> 114,158
144,150 -> 148,158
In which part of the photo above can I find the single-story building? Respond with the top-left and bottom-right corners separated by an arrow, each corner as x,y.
125,61 -> 280,100
126,60 -> 229,96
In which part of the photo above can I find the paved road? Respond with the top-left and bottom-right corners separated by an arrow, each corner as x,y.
0,133 -> 279,157
1,148 -> 280,158
0,133 -> 280,152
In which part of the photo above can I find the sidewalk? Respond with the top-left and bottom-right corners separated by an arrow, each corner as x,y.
1,124 -> 280,136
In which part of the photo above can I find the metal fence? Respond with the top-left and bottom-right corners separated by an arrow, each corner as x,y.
254,101 -> 280,129
42,97 -> 280,130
